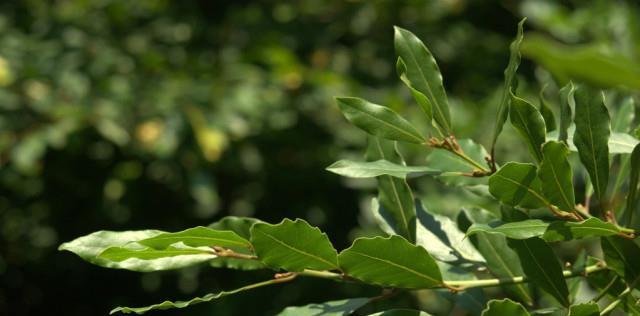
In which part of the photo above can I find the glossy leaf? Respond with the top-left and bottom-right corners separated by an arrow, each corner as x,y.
573,87 -> 610,201
336,97 -> 425,144
508,238 -> 570,306
99,246 -> 214,265
481,299 -> 530,316
366,137 -> 416,242
568,303 -> 599,316
276,298 -> 370,316
491,18 -> 526,157
412,199 -> 457,262
558,82 -> 575,142
538,141 -> 575,212
251,219 -> 339,271
488,162 -> 546,208
208,216 -> 265,270
397,57 -> 433,124
510,93 -> 546,162
602,236 -> 640,286
394,26 -> 451,134
467,219 -> 549,240
521,34 -> 640,89
624,144 -> 640,225
326,159 -> 440,179
549,128 -> 638,154
369,309 -> 431,316
538,86 -> 557,132
138,226 -> 250,249
468,218 -> 621,241
338,235 -> 442,289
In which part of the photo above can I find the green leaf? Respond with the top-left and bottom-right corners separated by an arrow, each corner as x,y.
602,236 -> 640,286
394,26 -> 451,134
521,34 -> 640,89
508,237 -> 570,306
99,246 -> 213,263
538,141 -> 575,212
481,299 -> 530,316
587,265 -> 640,315
397,57 -> 433,124
468,218 -> 621,242
338,235 -> 442,289
624,144 -> 640,225
568,303 -> 599,316
510,93 -> 547,162
326,159 -> 441,179
251,218 -> 339,272
368,309 -> 432,316
407,199 -> 456,262
558,82 -> 575,142
110,278 -> 285,314
488,162 -> 547,208
138,226 -> 250,249
366,137 -> 416,242
426,138 -> 490,186
276,298 -> 370,316
491,18 -> 526,157
336,97 -> 425,144
612,97 -> 635,133
573,87 -> 610,201
208,216 -> 266,270
539,86 -> 557,133
549,128 -> 638,154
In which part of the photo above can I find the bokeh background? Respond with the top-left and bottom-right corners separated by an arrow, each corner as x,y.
1,0 -> 638,315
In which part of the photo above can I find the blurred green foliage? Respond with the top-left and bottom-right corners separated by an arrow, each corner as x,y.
0,0 -> 638,315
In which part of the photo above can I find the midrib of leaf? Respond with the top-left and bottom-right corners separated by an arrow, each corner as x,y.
513,105 -> 540,160
348,104 -> 424,143
478,234 -> 532,303
104,249 -> 212,261
398,31 -> 450,133
565,226 -> 617,235
521,241 -> 568,306
252,229 -> 338,270
496,223 -> 548,235
144,236 -> 248,247
346,250 -> 440,284
493,174 -> 549,205
585,105 -> 602,198
547,160 -> 573,211
375,140 -> 411,239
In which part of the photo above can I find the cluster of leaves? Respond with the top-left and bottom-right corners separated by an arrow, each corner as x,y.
61,19 -> 640,316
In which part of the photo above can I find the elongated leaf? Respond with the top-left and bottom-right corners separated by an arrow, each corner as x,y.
587,265 -> 640,315
491,18 -> 526,157
326,159 -> 440,179
427,138 -> 490,186
410,199 -> 457,262
338,235 -> 442,289
394,26 -> 451,134
336,97 -> 425,144
208,216 -> 265,270
573,87 -> 610,201
276,298 -> 370,316
521,34 -> 640,89
481,299 -> 530,316
538,141 -> 575,212
366,137 -> 416,242
550,129 -> 638,154
602,236 -> 640,286
138,226 -> 250,249
612,97 -> 635,133
488,162 -> 547,208
99,246 -> 213,262
538,86 -> 557,133
624,144 -> 640,225
558,82 -> 575,142
111,277 -> 287,314
508,237 -> 570,306
397,57 -> 433,124
510,93 -> 546,162
251,219 -> 339,272
568,303 -> 599,316
468,218 -> 621,241
369,309 -> 431,316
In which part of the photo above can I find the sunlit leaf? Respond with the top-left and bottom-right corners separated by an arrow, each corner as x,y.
326,159 -> 440,179
208,216 -> 265,270
138,226 -> 251,249
481,299 -> 530,316
369,309 -> 432,316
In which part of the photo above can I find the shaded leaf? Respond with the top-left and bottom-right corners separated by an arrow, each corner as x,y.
369,309 -> 432,316
481,299 -> 530,316
488,162 -> 547,208
336,97 -> 425,144
394,26 -> 451,134
326,159 -> 441,179
411,199 -> 457,262
426,138 -> 490,186
602,236 -> 640,286
538,86 -> 557,132
573,87 -> 610,202
138,226 -> 250,249
623,144 -> 640,225
549,128 -> 638,154
467,219 -> 549,240
397,57 -> 433,124
338,235 -> 442,289
468,218 -> 621,242
538,141 -> 575,212
510,93 -> 546,162
276,298 -> 370,316
251,219 -> 339,272
208,216 -> 265,270
508,238 -> 570,306
558,82 -> 575,143
491,18 -> 526,157
568,303 -> 599,316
